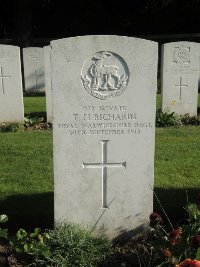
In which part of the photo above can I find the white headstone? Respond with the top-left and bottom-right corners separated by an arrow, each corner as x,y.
0,45 -> 24,123
23,47 -> 45,93
51,36 -> 158,238
44,46 -> 53,122
161,42 -> 199,116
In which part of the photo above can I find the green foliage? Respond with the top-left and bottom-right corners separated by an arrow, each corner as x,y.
156,109 -> 182,127
156,110 -> 200,127
0,214 -> 8,238
0,123 -> 19,132
32,223 -> 113,267
196,248 -> 200,260
24,116 -> 44,127
10,227 -> 51,259
181,114 -> 200,126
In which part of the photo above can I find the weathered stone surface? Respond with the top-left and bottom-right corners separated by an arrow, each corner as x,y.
161,42 -> 199,116
44,46 -> 53,122
51,35 -> 158,238
0,45 -> 24,123
23,47 -> 45,93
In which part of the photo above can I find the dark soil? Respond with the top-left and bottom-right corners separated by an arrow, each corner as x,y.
0,241 -> 26,267
24,122 -> 52,131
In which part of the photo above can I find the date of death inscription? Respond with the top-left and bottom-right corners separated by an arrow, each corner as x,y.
56,105 -> 153,136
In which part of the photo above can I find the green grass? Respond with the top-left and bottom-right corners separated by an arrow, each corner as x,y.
23,94 -> 200,115
0,95 -> 200,231
155,127 -> 200,189
23,96 -> 46,115
36,223 -> 113,267
154,126 -> 200,223
0,126 -> 199,230
0,131 -> 53,231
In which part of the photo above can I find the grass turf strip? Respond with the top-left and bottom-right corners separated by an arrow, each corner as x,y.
0,127 -> 199,230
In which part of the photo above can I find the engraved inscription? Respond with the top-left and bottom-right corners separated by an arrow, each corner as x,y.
173,77 -> 188,101
57,105 -> 153,136
28,49 -> 40,60
0,66 -> 11,94
82,140 -> 126,209
173,46 -> 190,64
81,51 -> 129,100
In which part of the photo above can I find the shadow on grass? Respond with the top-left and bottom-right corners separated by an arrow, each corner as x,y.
154,187 -> 200,226
24,112 -> 47,120
1,188 -> 200,235
0,192 -> 54,233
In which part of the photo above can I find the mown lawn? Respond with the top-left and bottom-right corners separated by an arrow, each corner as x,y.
23,96 -> 46,115
154,126 -> 200,223
0,126 -> 199,230
0,131 -> 53,231
23,94 -> 200,115
155,127 -> 200,189
0,95 -> 199,230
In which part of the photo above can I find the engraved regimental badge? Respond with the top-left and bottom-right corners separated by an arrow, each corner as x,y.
173,46 -> 190,64
81,51 -> 129,100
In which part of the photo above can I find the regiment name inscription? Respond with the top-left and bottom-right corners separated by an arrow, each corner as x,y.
57,104 -> 153,136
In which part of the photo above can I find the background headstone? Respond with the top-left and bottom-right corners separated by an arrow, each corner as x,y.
44,46 -> 53,122
23,47 -> 45,93
0,45 -> 24,123
161,41 -> 199,116
51,36 -> 158,238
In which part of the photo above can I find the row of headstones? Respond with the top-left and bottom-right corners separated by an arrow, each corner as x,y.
0,45 -> 52,123
0,41 -> 199,124
0,37 -> 199,238
24,46 -> 52,122
49,37 -> 200,238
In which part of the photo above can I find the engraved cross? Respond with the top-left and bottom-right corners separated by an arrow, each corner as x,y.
82,140 -> 126,209
33,69 -> 39,89
173,77 -> 188,101
0,66 -> 11,94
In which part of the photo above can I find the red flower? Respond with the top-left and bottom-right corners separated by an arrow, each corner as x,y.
149,212 -> 163,227
192,235 -> 200,248
168,227 -> 182,245
176,259 -> 200,267
163,248 -> 172,257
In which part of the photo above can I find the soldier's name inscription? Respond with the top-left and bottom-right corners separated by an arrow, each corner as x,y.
57,105 -> 153,135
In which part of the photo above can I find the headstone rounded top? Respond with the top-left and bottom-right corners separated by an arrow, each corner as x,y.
0,44 -> 19,49
50,35 -> 158,46
163,41 -> 197,46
